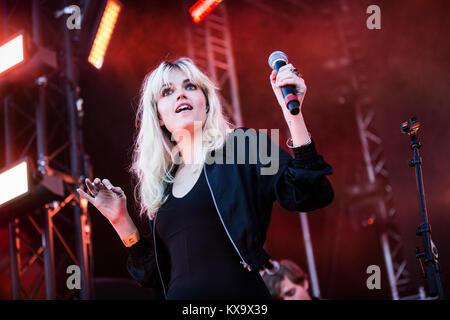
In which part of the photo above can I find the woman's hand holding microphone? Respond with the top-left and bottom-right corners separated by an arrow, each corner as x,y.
270,62 -> 311,148
270,63 -> 307,121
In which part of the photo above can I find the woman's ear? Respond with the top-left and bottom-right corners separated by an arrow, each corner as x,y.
303,279 -> 309,291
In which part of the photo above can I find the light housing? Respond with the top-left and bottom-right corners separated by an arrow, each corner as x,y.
0,31 -> 57,96
0,158 -> 65,226
0,158 -> 32,209
87,0 -> 122,69
0,32 -> 25,77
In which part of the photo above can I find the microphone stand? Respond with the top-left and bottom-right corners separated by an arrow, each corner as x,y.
401,117 -> 445,300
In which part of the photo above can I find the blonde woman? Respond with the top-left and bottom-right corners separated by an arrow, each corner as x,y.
77,57 -> 334,300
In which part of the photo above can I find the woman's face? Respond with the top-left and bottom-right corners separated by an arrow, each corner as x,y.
279,276 -> 311,300
156,68 -> 207,135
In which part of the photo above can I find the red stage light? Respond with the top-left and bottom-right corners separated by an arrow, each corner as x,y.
88,0 -> 122,69
189,0 -> 223,23
0,33 -> 25,76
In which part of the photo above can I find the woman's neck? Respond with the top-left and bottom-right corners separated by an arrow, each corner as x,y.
175,126 -> 203,166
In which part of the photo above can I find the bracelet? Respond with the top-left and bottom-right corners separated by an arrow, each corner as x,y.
122,229 -> 140,247
286,132 -> 312,149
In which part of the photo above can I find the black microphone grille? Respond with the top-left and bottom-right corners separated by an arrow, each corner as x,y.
268,51 -> 288,69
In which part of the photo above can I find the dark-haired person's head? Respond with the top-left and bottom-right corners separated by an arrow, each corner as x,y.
262,259 -> 311,300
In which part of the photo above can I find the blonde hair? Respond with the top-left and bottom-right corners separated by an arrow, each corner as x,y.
130,58 -> 234,220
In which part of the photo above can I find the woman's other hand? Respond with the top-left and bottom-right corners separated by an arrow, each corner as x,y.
77,178 -> 128,226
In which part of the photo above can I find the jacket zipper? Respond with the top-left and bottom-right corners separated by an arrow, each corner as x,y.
203,165 -> 252,271
153,213 -> 167,299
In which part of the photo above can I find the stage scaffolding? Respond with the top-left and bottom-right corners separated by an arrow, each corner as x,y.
184,1 -> 243,127
332,0 -> 423,299
1,0 -> 93,299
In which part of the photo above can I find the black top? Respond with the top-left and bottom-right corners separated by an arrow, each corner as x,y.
155,168 -> 272,300
125,129 -> 334,297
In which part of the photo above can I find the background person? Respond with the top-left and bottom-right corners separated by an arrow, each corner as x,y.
262,259 -> 313,300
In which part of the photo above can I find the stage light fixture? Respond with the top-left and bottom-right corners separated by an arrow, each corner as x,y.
87,0 -> 122,69
0,159 -> 30,207
0,31 -> 57,96
0,158 -> 65,227
0,33 -> 25,76
189,0 -> 223,23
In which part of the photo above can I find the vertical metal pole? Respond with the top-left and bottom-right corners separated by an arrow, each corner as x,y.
3,98 -> 12,162
299,212 -> 321,298
35,77 -> 48,174
380,232 -> 399,299
62,0 -> 91,299
82,154 -> 95,298
33,0 -> 58,300
42,209 -> 56,299
32,0 -> 41,44
36,76 -> 56,299
33,0 -> 46,175
8,220 -> 21,299
411,137 -> 444,299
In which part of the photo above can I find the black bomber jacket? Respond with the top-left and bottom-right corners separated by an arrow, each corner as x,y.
126,127 -> 334,298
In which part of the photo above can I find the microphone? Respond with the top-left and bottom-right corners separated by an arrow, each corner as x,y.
268,51 -> 300,115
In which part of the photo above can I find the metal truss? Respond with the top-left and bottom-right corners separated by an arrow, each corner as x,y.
332,0 -> 423,300
183,1 -> 243,127
1,0 -> 93,299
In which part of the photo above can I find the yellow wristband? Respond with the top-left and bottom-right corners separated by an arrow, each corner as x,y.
122,229 -> 140,247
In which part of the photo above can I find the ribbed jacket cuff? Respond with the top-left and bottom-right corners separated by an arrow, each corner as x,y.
292,139 -> 319,167
126,238 -> 149,260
